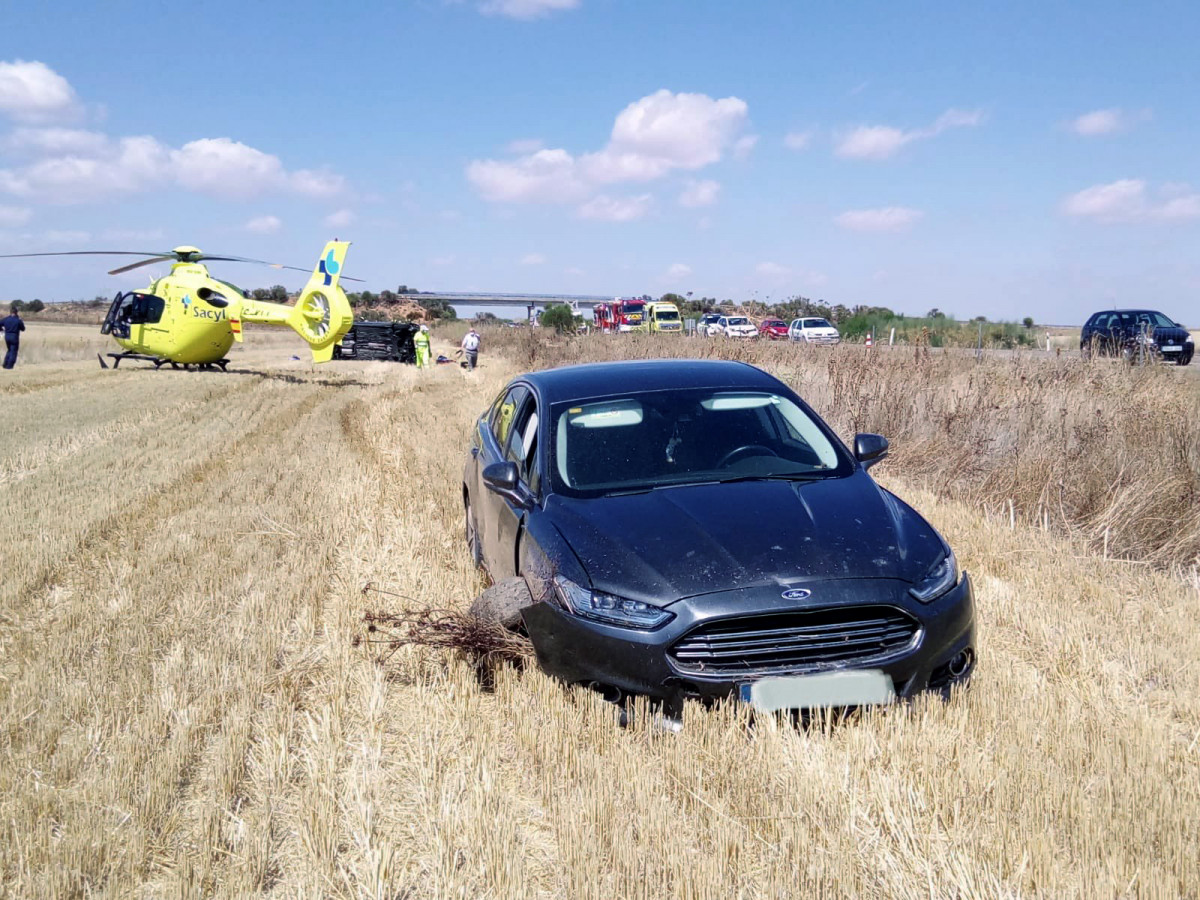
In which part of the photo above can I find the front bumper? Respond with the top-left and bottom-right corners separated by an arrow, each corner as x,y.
522,575 -> 975,708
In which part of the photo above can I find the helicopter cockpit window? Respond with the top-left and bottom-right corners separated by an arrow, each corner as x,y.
125,292 -> 165,325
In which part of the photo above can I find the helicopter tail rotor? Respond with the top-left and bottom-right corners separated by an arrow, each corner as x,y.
285,241 -> 354,363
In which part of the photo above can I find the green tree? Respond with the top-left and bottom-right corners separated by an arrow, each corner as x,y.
10,299 -> 23,312
26,298 -> 45,313
1022,316 -> 1035,329
540,303 -> 578,334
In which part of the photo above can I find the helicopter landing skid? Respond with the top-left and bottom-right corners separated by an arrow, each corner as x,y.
99,352 -> 229,372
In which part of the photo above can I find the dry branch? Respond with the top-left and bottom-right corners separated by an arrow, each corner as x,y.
358,583 -> 533,666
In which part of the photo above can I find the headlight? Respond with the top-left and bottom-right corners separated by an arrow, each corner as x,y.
554,575 -> 674,630
908,550 -> 960,603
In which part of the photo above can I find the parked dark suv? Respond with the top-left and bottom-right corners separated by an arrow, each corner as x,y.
1081,309 -> 1193,365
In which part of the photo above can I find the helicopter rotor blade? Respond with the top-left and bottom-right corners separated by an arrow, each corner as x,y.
0,250 -> 167,260
107,256 -> 176,276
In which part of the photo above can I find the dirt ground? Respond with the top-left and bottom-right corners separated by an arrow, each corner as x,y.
1,323 -> 1196,897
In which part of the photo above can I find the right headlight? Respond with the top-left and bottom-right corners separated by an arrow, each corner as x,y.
908,549 -> 960,604
554,575 -> 674,630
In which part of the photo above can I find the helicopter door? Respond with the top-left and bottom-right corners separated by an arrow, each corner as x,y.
101,292 -> 133,338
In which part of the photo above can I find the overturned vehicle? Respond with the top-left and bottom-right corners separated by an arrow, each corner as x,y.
463,360 -> 975,717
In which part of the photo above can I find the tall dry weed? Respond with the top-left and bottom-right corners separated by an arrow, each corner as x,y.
478,328 -> 1200,567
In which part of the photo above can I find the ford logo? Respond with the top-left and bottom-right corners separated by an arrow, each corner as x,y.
781,588 -> 812,601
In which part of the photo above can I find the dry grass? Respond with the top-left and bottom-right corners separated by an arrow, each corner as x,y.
0,331 -> 1197,897
482,328 -> 1200,569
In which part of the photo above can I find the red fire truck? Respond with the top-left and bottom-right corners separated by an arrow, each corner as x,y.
593,297 -> 648,333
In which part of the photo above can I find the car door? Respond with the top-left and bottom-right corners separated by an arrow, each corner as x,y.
490,391 -> 541,578
475,384 -> 529,572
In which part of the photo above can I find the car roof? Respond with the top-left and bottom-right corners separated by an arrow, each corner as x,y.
1092,309 -> 1168,315
520,359 -> 783,405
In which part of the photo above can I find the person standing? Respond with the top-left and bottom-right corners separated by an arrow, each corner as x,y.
461,327 -> 481,371
1,305 -> 25,370
413,324 -> 431,369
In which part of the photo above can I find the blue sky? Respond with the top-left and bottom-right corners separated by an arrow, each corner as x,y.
2,0 -> 1199,323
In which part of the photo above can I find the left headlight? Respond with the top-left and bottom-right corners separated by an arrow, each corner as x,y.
554,575 -> 674,630
908,549 -> 960,603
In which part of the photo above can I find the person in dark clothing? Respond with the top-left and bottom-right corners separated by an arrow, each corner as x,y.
1,306 -> 25,369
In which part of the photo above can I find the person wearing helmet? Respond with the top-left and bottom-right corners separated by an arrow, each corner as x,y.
414,324 -> 432,369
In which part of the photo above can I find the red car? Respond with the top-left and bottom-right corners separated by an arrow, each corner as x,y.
759,318 -> 789,340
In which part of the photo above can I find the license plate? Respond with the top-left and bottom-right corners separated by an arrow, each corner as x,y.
1161,345 -> 1181,352
739,670 -> 895,711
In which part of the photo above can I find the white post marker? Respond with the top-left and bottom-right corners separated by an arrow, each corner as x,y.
889,327 -> 895,346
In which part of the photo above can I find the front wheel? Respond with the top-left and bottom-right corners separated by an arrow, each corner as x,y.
1179,351 -> 1194,366
469,577 -> 531,630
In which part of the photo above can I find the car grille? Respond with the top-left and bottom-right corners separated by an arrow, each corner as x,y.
668,606 -> 919,677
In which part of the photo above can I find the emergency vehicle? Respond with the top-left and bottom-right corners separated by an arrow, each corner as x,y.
593,298 -> 648,333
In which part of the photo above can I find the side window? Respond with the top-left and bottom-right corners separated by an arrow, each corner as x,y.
490,385 -> 529,450
506,397 -> 541,493
128,293 -> 165,325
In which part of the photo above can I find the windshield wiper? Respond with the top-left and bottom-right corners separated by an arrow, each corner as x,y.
712,472 -> 830,484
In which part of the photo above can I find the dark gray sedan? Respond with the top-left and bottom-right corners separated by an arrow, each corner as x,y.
463,359 -> 975,716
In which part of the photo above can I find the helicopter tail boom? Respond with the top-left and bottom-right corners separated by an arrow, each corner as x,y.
237,241 -> 354,362
286,241 -> 354,363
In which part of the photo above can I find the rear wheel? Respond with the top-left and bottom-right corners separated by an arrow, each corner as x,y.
465,493 -> 483,569
469,577 -> 531,630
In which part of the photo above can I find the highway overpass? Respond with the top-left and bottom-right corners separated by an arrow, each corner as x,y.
411,292 -> 616,320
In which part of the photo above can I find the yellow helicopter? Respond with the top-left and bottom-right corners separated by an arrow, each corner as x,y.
0,241 -> 357,370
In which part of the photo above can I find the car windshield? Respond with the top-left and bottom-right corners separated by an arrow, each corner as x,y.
727,317 -> 749,326
550,388 -> 852,497
656,310 -> 680,321
764,320 -> 784,327
803,318 -> 833,329
1120,311 -> 1177,329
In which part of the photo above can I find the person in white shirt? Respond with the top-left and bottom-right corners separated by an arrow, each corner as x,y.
461,328 -> 481,370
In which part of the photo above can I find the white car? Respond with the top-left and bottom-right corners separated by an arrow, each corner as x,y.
789,317 -> 841,345
712,315 -> 757,339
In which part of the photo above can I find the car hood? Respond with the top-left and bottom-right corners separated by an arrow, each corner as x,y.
544,473 -> 945,606
804,328 -> 840,337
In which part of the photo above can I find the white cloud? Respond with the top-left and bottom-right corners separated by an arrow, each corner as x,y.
783,130 -> 813,151
1069,108 -> 1149,137
466,148 -> 587,203
519,252 -> 546,265
577,193 -> 653,222
564,266 -> 585,276
0,204 -> 31,227
467,89 -> 748,217
663,262 -> 692,281
1061,179 -> 1200,223
506,138 -> 544,154
755,261 -> 790,278
324,208 -> 355,228
733,134 -> 759,160
429,254 -> 455,267
679,179 -> 720,208
0,132 -> 345,203
0,60 -> 79,122
244,214 -> 281,234
835,108 -> 983,160
835,206 -> 924,232
480,0 -> 580,19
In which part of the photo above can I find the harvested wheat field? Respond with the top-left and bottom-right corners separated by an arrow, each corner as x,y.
1,323 -> 1198,898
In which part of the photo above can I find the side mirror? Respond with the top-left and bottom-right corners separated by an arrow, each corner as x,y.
482,461 -> 530,506
854,433 -> 889,470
